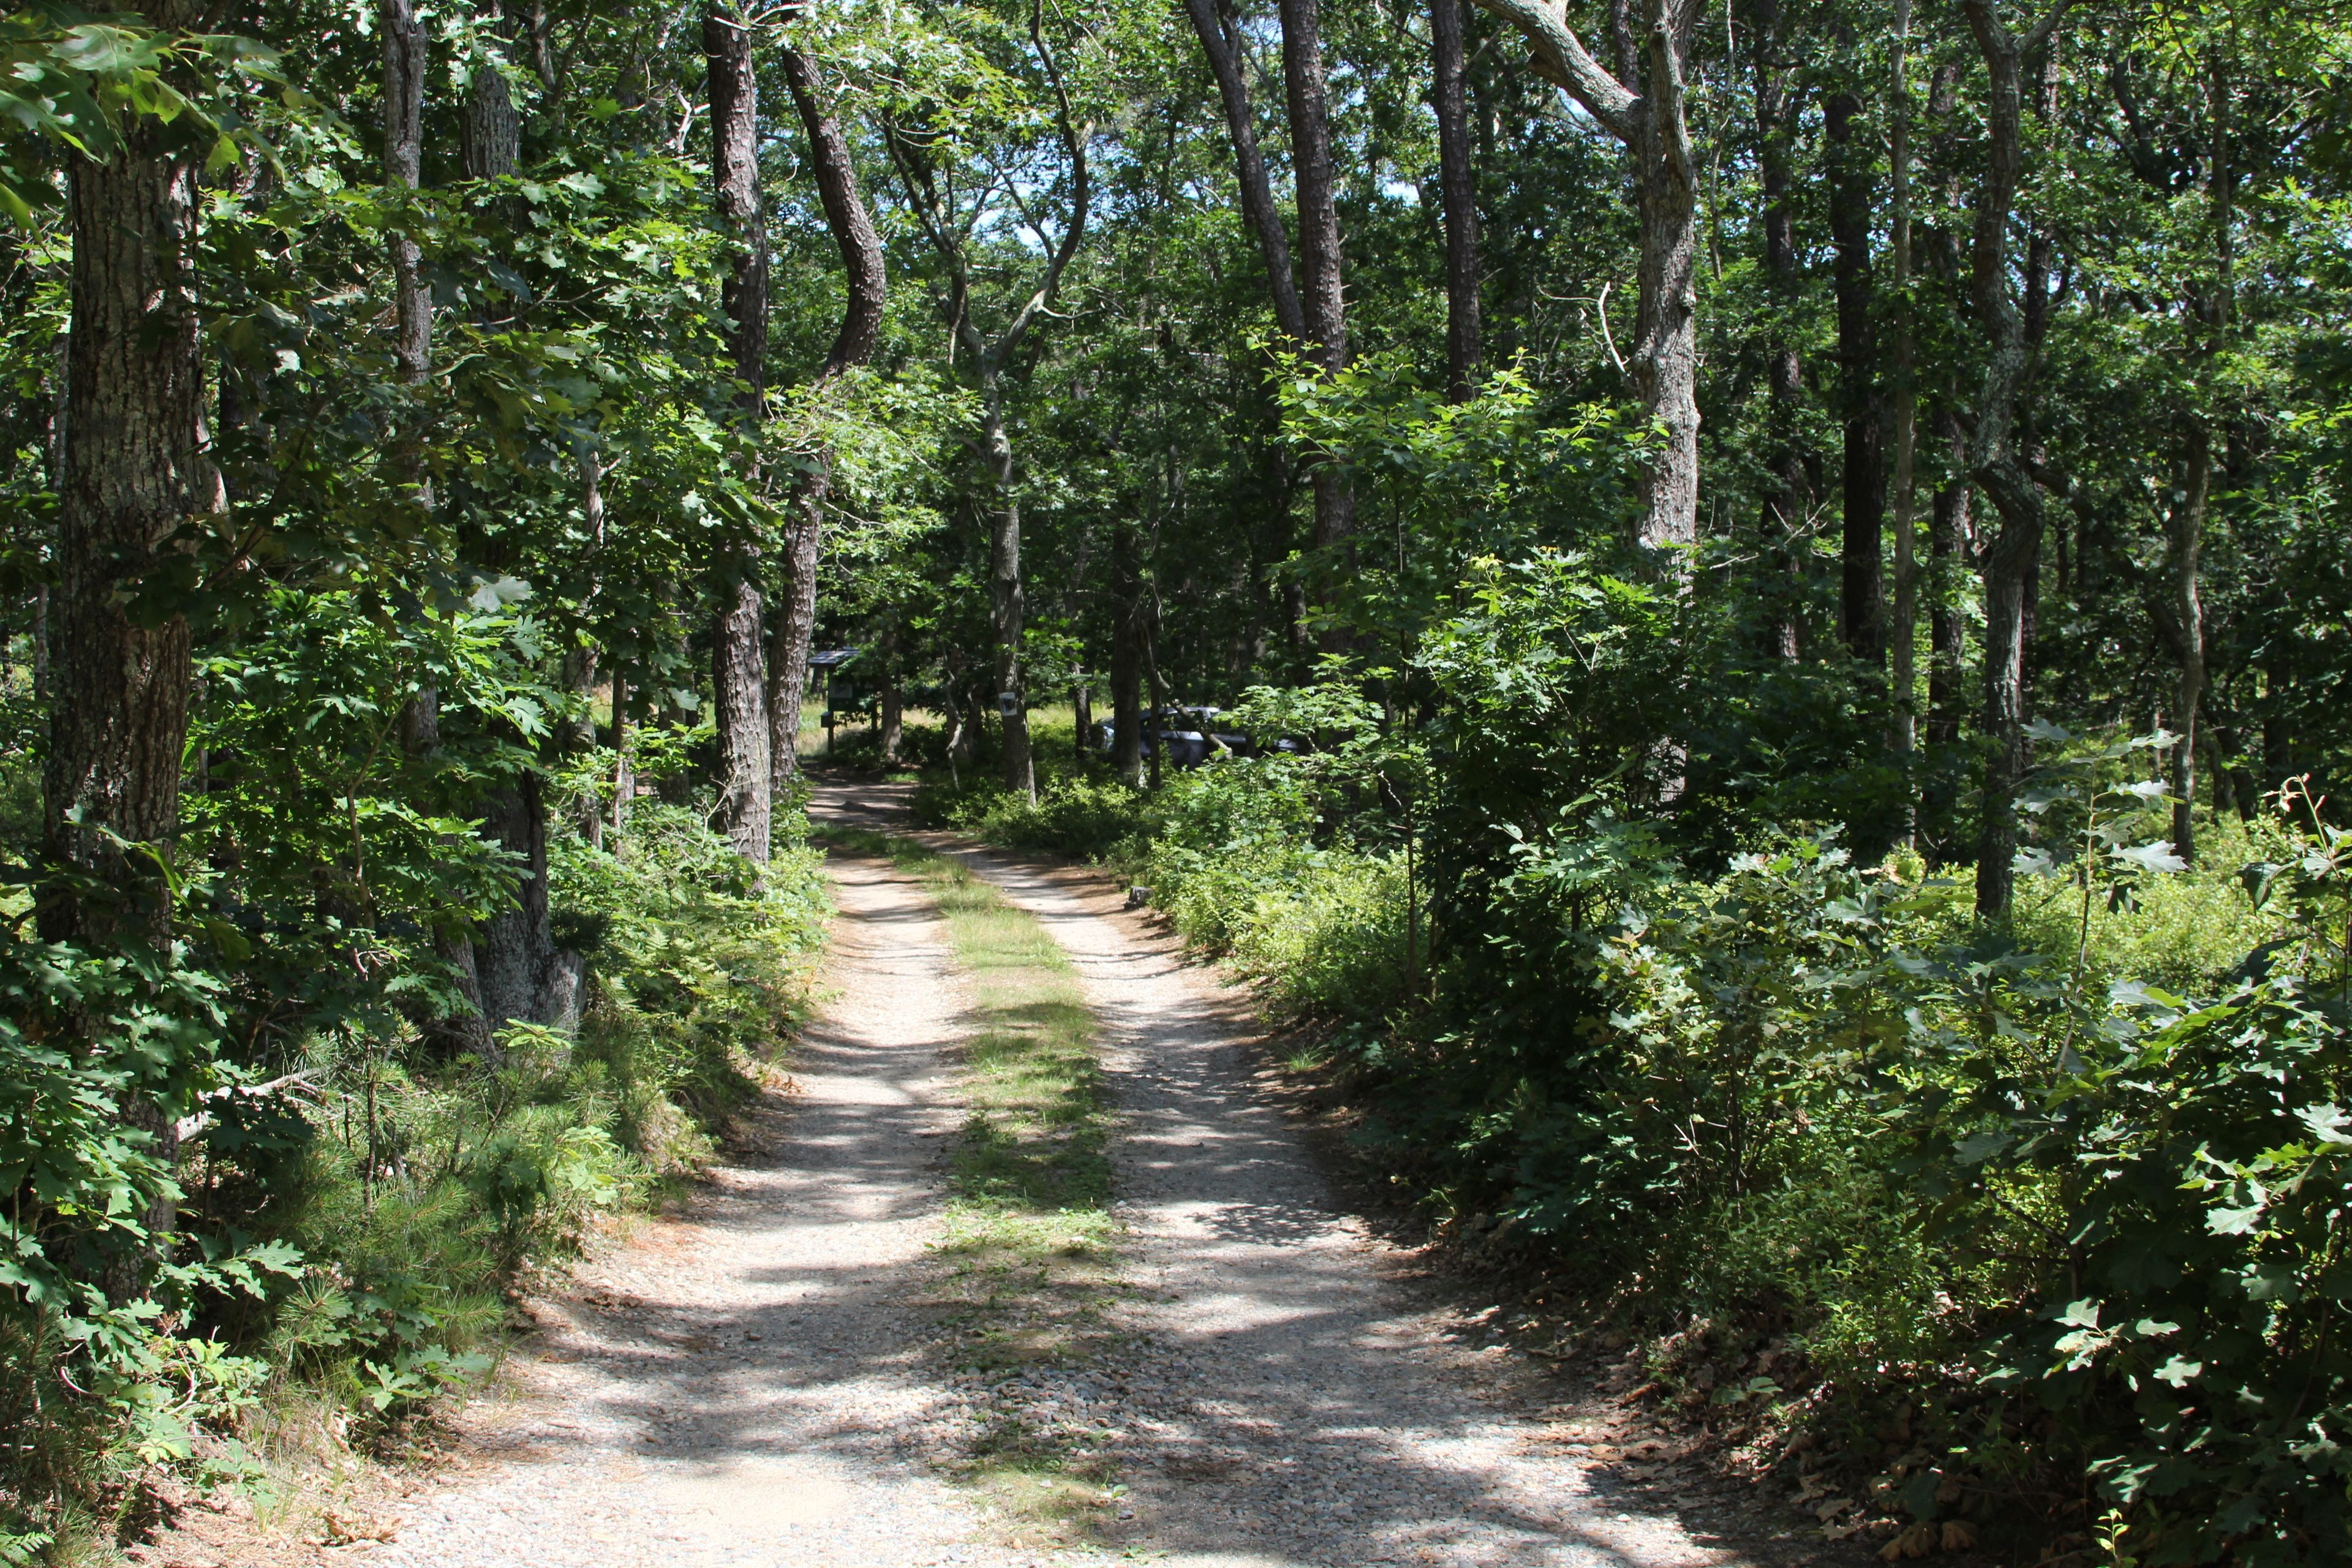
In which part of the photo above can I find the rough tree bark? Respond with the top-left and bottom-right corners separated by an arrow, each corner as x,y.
764,16 -> 888,791
44,0 -> 216,1291
385,0 -> 431,405
1431,0 -> 1482,399
461,28 -> 521,181
705,0 -> 771,862
1960,0 -> 2078,918
1475,0 -> 1702,553
475,772 -> 557,1031
1278,0 -> 1355,556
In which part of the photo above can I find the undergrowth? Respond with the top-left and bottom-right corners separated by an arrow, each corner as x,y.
0,799 -> 825,1561
931,663 -> 2351,1564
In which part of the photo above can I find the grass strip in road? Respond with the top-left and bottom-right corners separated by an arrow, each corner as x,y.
813,824 -> 1110,1232
812,824 -> 1125,1541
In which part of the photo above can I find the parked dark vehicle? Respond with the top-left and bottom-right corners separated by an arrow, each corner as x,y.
1093,707 -> 1257,767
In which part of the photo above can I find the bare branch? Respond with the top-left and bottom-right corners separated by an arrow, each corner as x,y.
992,0 -> 1093,360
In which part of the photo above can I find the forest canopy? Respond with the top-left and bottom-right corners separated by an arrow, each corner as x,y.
2,0 -> 2351,1560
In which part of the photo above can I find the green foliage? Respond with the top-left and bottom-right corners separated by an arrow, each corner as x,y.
1125,735 -> 2350,1556
937,774 -> 1149,864
0,801 -> 822,1545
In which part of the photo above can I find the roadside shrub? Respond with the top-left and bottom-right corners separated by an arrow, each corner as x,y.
0,794 -> 824,1548
943,775 -> 1149,863
1085,642 -> 2342,1560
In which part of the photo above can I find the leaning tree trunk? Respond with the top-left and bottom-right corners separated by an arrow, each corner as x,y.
706,0 -> 772,862
46,52 -> 215,1295
1474,0 -> 1701,554
765,517 -> 818,796
1431,0 -> 1482,400
766,21 -> 888,790
1182,0 -> 1306,344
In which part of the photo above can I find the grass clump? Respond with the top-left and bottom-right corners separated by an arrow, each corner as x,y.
811,824 -> 1122,1542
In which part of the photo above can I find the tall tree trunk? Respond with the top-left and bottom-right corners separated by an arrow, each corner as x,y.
979,379 -> 1035,799
2166,430 -> 2209,861
1110,518 -> 1144,787
1928,413 -> 1972,749
1885,0 -> 1920,799
477,772 -> 554,1030
1277,0 -> 1356,552
610,673 -> 633,842
385,2 -> 497,1056
385,0 -> 431,409
705,0 -> 772,860
1827,59 -> 1883,664
1961,0 -> 2075,919
1746,0 -> 1804,654
1627,1 -> 1700,552
462,11 -> 570,1020
567,450 -> 605,851
2169,52 -> 2232,862
45,12 -> 213,1291
887,20 -> 1087,791
1476,0 -> 1699,553
1431,0 -> 1482,399
1144,598 -> 1167,793
1181,0 -> 1306,342
766,21 -> 888,790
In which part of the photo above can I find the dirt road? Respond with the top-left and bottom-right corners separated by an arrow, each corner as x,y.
344,783 -> 1758,1568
